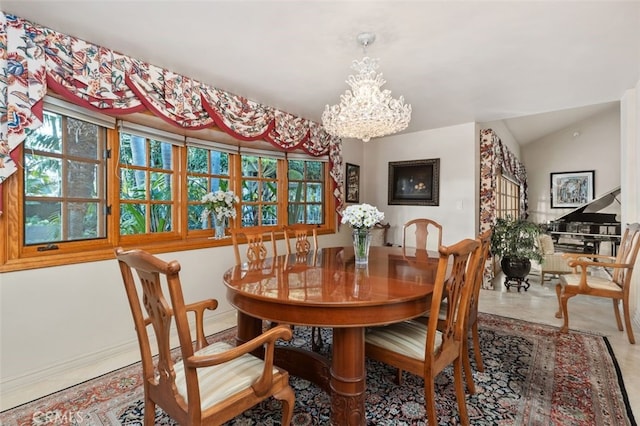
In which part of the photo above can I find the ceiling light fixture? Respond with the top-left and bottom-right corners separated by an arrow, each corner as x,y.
322,32 -> 412,142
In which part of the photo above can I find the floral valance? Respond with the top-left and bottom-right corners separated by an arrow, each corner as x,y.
0,12 -> 344,215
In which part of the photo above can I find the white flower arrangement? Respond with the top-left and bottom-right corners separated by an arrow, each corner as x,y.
201,190 -> 239,222
341,203 -> 384,229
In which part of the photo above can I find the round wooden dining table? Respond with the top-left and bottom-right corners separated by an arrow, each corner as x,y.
223,245 -> 439,426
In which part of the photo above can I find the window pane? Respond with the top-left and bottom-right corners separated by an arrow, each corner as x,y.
210,150 -> 229,175
288,182 -> 302,202
307,183 -> 322,202
67,161 -> 98,197
150,172 -> 172,201
150,140 -> 172,169
307,205 -> 322,224
242,155 -> 259,177
242,180 -> 259,202
120,134 -> 148,167
288,204 -> 304,224
25,201 -> 61,244
120,204 -> 146,235
25,111 -> 62,153
261,158 -> 277,178
24,155 -> 62,197
262,181 -> 277,202
187,146 -> 208,173
242,205 -> 259,227
306,162 -> 322,180
188,176 -> 207,201
188,204 -> 208,230
262,205 -> 278,225
67,117 -> 100,159
151,204 -> 172,232
66,201 -> 100,239
288,160 -> 304,179
120,169 -> 147,200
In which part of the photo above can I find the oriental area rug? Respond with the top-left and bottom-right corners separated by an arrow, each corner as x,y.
1,314 -> 635,425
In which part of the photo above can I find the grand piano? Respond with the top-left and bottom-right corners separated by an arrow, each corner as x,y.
547,187 -> 621,255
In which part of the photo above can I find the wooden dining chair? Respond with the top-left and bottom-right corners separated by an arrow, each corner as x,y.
365,237 -> 482,426
282,224 -> 323,351
556,222 -> 640,343
402,218 -> 443,250
282,224 -> 318,256
230,226 -> 278,265
114,247 -> 295,425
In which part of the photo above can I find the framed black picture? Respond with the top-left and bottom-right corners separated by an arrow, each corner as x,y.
388,159 -> 440,206
345,163 -> 360,203
550,170 -> 595,208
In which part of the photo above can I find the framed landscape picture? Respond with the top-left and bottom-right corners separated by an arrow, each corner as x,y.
550,170 -> 595,208
345,163 -> 360,203
388,158 -> 440,206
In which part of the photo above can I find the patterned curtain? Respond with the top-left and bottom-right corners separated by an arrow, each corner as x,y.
0,12 -> 344,215
479,128 -> 529,289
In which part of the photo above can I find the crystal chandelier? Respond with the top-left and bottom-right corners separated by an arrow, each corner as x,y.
322,32 -> 411,142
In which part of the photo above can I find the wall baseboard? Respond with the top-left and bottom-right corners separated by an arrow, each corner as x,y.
0,311 -> 237,411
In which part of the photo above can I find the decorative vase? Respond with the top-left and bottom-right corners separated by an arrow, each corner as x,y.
213,216 -> 228,239
352,228 -> 372,265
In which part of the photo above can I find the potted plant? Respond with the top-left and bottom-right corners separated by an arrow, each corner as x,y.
490,216 -> 544,282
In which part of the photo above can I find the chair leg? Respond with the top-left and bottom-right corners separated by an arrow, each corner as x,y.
453,357 -> 470,425
275,385 -> 296,425
144,399 -> 156,426
471,320 -> 484,372
612,299 -> 623,331
311,327 -> 323,352
621,297 -> 636,344
555,283 -> 574,333
461,335 -> 476,394
424,375 -> 438,426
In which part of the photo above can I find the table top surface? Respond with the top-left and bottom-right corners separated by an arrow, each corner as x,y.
223,246 -> 440,308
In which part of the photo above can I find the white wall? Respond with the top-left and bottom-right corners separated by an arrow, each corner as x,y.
362,123 -> 479,248
521,105 -> 621,224
621,80 -> 640,319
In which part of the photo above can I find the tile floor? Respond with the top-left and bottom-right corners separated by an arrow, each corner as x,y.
4,270 -> 639,419
482,269 -> 640,418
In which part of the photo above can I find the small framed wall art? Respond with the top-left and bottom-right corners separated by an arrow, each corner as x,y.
388,158 -> 440,206
550,170 -> 595,208
345,163 -> 360,203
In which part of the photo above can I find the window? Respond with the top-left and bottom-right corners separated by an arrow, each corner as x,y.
186,142 -> 233,231
1,97 -> 335,271
24,110 -> 109,246
240,153 -> 279,227
496,172 -> 520,219
288,158 -> 324,225
118,132 -> 176,236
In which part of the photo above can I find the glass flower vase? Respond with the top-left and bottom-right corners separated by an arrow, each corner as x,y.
213,216 -> 228,239
352,228 -> 372,265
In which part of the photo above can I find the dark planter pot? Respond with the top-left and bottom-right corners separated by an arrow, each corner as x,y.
501,257 -> 532,279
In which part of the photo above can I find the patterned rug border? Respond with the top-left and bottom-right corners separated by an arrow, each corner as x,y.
1,313 -> 636,425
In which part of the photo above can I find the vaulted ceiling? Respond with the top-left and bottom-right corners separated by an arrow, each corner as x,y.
3,1 -> 639,144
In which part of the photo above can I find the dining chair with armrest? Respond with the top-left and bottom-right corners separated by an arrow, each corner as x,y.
402,218 -> 443,250
115,247 -> 295,425
555,223 -> 640,344
365,237 -> 482,426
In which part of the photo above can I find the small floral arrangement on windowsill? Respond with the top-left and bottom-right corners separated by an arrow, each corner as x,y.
341,203 -> 385,229
201,190 -> 239,222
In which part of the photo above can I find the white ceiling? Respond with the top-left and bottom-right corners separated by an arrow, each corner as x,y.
2,1 -> 639,145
